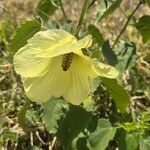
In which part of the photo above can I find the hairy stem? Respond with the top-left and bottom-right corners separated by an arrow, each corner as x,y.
112,1 -> 142,48
74,0 -> 90,36
59,0 -> 68,19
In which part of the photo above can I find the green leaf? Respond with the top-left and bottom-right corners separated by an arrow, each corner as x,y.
142,111 -> 150,122
46,20 -> 61,29
88,119 -> 116,150
36,0 -> 60,22
1,21 -> 9,50
88,24 -> 104,47
101,78 -> 131,112
18,99 -> 31,131
11,20 -> 41,53
87,116 -> 98,133
116,42 -> 137,74
39,100 -> 91,148
125,133 -> 139,150
102,40 -> 118,66
91,50 -> 101,59
26,109 -> 40,125
42,97 -> 69,134
117,128 -> 126,150
140,137 -> 150,150
135,15 -> 150,43
96,0 -> 122,21
57,105 -> 91,148
71,132 -> 90,150
117,129 -> 139,150
61,20 -> 73,33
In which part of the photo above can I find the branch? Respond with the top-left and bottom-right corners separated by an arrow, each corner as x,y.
112,0 -> 142,48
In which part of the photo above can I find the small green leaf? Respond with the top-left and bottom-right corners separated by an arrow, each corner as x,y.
57,105 -> 91,148
142,111 -> 150,122
87,116 -> 98,133
125,133 -> 139,150
26,109 -> 40,125
135,15 -> 150,43
11,20 -> 41,53
88,24 -> 104,47
36,0 -> 60,22
42,97 -> 69,134
102,41 -> 118,66
88,119 -> 116,150
91,50 -> 101,59
117,128 -> 126,150
140,137 -> 150,150
71,132 -> 90,150
117,129 -> 139,150
96,0 -> 122,21
116,42 -> 137,74
18,99 -> 31,131
46,20 -> 61,29
101,78 -> 131,112
61,20 -> 73,32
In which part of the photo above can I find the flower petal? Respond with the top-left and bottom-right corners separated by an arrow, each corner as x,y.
28,29 -> 76,50
23,56 -> 71,102
14,46 -> 52,77
37,35 -> 93,58
14,30 -> 92,77
23,54 -> 96,105
91,60 -> 119,78
64,55 -> 95,105
76,52 -> 118,78
13,29 -> 76,77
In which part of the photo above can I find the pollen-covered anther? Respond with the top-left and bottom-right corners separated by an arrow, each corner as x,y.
62,52 -> 74,71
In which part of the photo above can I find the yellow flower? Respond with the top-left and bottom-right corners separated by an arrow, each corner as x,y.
14,29 -> 118,105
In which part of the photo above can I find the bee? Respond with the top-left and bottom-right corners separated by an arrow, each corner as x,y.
62,52 -> 73,71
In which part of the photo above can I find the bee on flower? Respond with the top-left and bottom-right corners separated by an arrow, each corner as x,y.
14,29 -> 118,105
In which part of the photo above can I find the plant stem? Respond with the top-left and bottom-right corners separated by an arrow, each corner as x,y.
88,0 -> 97,9
112,1 -> 142,48
74,0 -> 90,36
59,0 -> 68,19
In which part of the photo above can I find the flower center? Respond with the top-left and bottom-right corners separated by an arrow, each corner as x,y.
62,52 -> 73,71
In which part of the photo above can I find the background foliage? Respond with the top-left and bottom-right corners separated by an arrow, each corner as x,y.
0,0 -> 150,149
